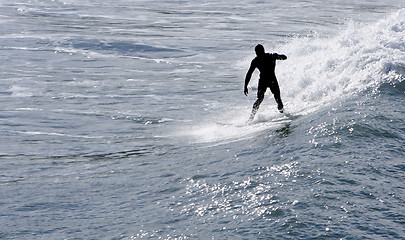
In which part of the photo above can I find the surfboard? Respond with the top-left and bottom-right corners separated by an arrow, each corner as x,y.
215,110 -> 299,127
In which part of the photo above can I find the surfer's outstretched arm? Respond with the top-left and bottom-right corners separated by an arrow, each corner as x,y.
274,53 -> 287,60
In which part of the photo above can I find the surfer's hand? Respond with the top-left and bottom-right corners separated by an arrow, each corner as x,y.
244,87 -> 248,96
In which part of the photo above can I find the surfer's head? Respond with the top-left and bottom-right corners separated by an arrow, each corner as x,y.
255,44 -> 265,56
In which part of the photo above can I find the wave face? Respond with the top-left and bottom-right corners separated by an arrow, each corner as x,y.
0,1 -> 404,239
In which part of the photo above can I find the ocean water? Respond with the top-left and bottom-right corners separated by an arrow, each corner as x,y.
0,0 -> 404,239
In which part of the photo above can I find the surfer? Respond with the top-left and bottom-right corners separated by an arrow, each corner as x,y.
244,44 -> 287,120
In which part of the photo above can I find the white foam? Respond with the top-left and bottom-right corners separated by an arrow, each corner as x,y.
7,85 -> 35,97
15,130 -> 103,139
175,105 -> 292,144
277,9 -> 405,114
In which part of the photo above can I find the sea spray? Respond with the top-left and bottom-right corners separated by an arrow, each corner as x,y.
279,9 -> 405,113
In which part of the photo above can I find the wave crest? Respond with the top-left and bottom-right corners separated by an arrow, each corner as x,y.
279,9 -> 405,113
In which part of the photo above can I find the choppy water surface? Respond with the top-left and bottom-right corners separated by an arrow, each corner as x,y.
0,0 -> 404,239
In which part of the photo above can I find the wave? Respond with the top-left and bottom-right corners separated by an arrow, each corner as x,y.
52,37 -> 190,60
278,9 -> 405,114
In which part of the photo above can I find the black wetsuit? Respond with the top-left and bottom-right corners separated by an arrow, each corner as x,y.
244,52 -> 287,117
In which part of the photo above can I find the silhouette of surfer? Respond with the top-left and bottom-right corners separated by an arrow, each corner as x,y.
244,44 -> 287,120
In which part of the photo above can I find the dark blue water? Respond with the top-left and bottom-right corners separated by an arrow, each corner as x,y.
0,0 -> 404,239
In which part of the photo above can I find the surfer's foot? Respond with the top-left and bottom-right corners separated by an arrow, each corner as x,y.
249,108 -> 258,121
277,104 -> 284,113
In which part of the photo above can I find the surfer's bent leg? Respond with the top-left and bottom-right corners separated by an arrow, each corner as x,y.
270,81 -> 284,111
